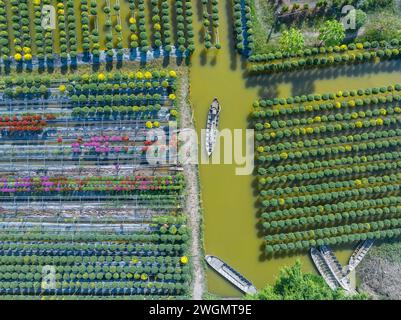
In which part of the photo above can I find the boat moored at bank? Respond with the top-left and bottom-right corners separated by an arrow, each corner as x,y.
205,98 -> 221,157
205,255 -> 257,294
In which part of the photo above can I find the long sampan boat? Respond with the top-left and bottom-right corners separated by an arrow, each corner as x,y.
205,255 -> 257,294
205,98 -> 221,157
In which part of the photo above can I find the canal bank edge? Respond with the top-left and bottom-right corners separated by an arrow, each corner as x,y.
179,66 -> 207,299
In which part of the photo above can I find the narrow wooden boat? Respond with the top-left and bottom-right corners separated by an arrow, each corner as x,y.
205,255 -> 257,295
310,247 -> 339,290
348,239 -> 374,272
205,98 -> 221,157
319,245 -> 352,292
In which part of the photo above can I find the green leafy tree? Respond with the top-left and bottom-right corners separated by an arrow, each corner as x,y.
354,10 -> 367,29
319,20 -> 345,46
279,28 -> 305,54
364,11 -> 401,41
246,261 -> 368,300
359,0 -> 395,10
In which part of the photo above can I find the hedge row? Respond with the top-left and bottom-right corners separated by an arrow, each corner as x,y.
250,47 -> 401,73
232,0 -> 253,54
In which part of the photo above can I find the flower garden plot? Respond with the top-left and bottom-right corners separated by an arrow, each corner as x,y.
0,70 -> 178,165
0,0 -> 195,67
252,84 -> 401,254
0,215 -> 191,298
0,69 -> 191,298
0,70 -> 181,212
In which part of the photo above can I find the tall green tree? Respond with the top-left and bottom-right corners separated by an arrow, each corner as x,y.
279,28 -> 305,54
319,20 -> 345,46
354,10 -> 368,29
246,261 -> 368,300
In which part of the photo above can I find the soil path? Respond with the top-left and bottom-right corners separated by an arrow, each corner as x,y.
179,69 -> 205,300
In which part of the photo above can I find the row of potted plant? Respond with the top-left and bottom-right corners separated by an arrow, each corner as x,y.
254,84 -> 401,111
249,40 -> 401,73
66,70 -> 177,84
150,0 -> 162,49
61,72 -> 176,96
201,0 -> 221,50
0,1 -> 9,60
0,114 -> 56,122
71,104 -> 163,119
56,1 -> 77,59
0,144 -> 157,157
0,114 -> 52,134
68,93 -> 167,107
31,0 -> 46,61
0,174 -> 184,193
137,0 -> 151,52
80,0 -> 91,53
232,0 -> 253,54
105,1 -> 124,58
65,82 -> 171,96
160,0 -> 172,51
250,39 -> 401,63
10,0 -> 33,62
70,135 -> 131,154
0,174 -> 183,184
177,0 -> 195,53
43,0 -> 55,60
127,0 -> 139,51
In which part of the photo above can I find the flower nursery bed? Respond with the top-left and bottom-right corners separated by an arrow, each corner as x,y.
0,68 -> 191,299
252,83 -> 401,255
0,215 -> 191,297
0,0 -> 195,68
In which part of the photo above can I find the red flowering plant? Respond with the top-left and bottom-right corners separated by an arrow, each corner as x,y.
0,114 -> 57,135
